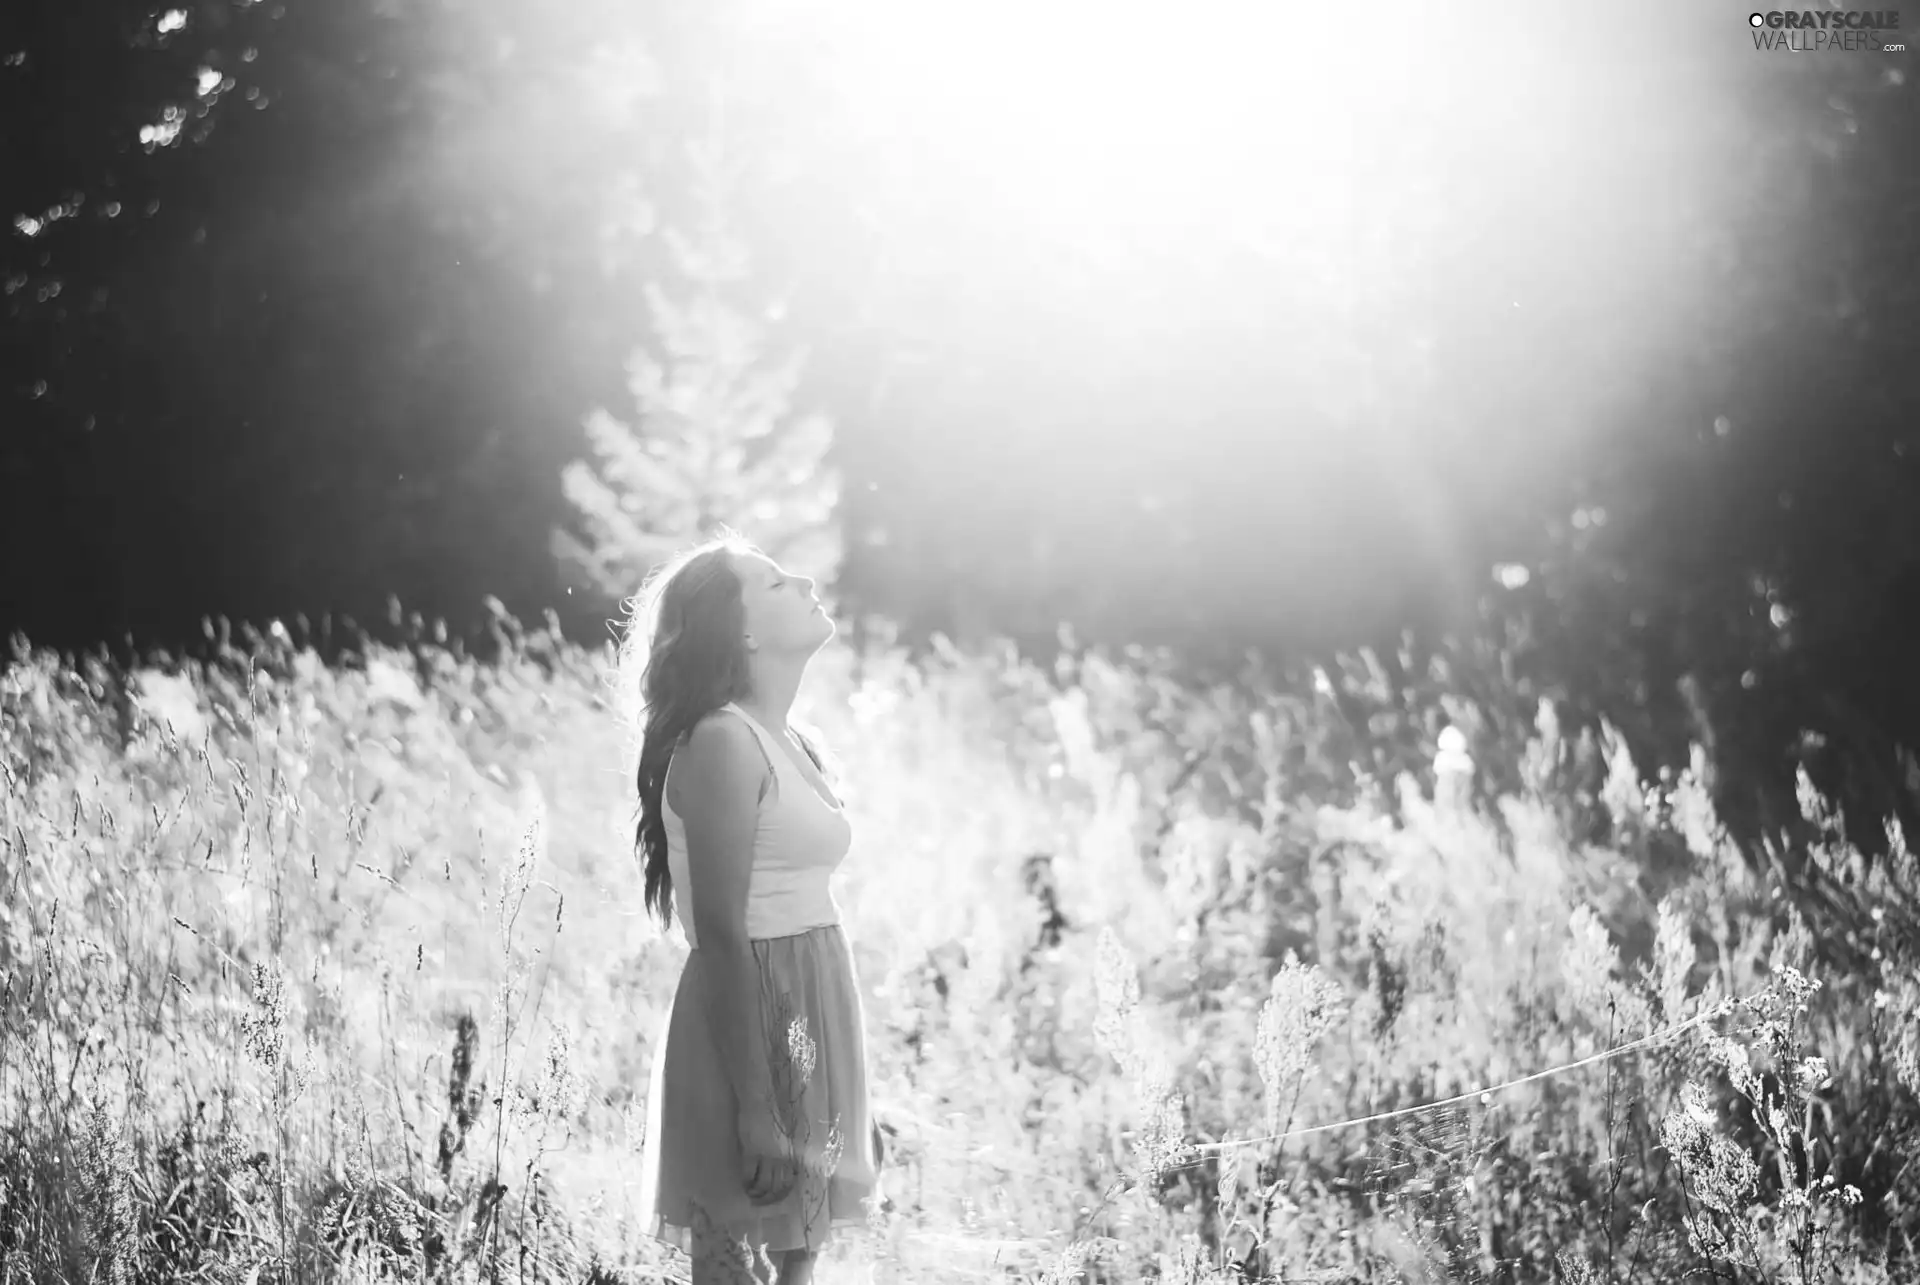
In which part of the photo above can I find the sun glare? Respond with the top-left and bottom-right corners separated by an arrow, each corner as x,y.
802,0 -> 1435,244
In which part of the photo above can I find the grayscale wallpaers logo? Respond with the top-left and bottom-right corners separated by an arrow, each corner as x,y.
1748,10 -> 1906,51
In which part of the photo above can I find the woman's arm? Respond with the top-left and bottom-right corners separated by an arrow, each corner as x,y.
667,714 -> 779,1129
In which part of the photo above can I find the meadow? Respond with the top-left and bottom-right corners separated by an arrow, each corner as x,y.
2,610 -> 1917,1284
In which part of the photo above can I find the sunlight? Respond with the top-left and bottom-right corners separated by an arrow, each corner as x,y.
801,0 -> 1438,247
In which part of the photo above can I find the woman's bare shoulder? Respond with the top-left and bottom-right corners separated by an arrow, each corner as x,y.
666,710 -> 766,810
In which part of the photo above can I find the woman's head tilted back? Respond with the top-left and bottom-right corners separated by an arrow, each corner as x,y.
619,533 -> 836,929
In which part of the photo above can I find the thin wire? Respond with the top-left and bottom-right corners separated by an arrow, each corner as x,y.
1187,998 -> 1735,1161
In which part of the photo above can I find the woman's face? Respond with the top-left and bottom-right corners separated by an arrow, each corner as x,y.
734,551 -> 835,656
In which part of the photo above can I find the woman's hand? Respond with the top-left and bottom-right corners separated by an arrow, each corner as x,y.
738,1107 -> 798,1205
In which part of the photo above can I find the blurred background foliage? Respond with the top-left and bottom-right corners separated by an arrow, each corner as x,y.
2,0 -> 1917,863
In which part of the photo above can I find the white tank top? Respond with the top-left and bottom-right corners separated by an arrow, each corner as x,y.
663,703 -> 854,947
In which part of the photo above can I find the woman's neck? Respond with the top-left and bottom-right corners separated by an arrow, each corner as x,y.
740,655 -> 805,731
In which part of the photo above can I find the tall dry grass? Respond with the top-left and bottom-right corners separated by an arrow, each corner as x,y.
2,613 -> 1917,1284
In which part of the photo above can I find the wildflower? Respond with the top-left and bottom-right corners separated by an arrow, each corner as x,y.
764,997 -> 821,1150
1092,926 -> 1143,1073
1091,928 -> 1194,1183
1661,1082 -> 1759,1217
1132,1079 -> 1194,1183
1561,905 -> 1618,1026
786,1015 -> 817,1089
1253,954 -> 1344,1136
527,1026 -> 585,1127
1651,895 -> 1695,1024
240,962 -> 288,1069
498,780 -> 545,941
1555,1251 -> 1601,1285
1772,964 -> 1822,1013
1706,1031 -> 1760,1101
1037,1239 -> 1097,1285
814,1119 -> 845,1179
78,1098 -> 134,1285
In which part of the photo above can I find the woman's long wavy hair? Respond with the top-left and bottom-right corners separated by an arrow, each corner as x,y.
617,535 -> 758,931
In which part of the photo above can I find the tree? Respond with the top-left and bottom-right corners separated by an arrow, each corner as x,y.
1504,51 -> 1920,858
2,0 -> 674,648
551,111 -> 841,604
1,1 -> 274,435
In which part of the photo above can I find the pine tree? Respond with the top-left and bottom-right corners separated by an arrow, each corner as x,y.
551,117 -> 841,601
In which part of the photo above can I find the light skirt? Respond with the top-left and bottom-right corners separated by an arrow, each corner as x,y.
638,924 -> 879,1255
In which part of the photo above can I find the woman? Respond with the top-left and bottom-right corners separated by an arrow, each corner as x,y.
626,534 -> 879,1285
